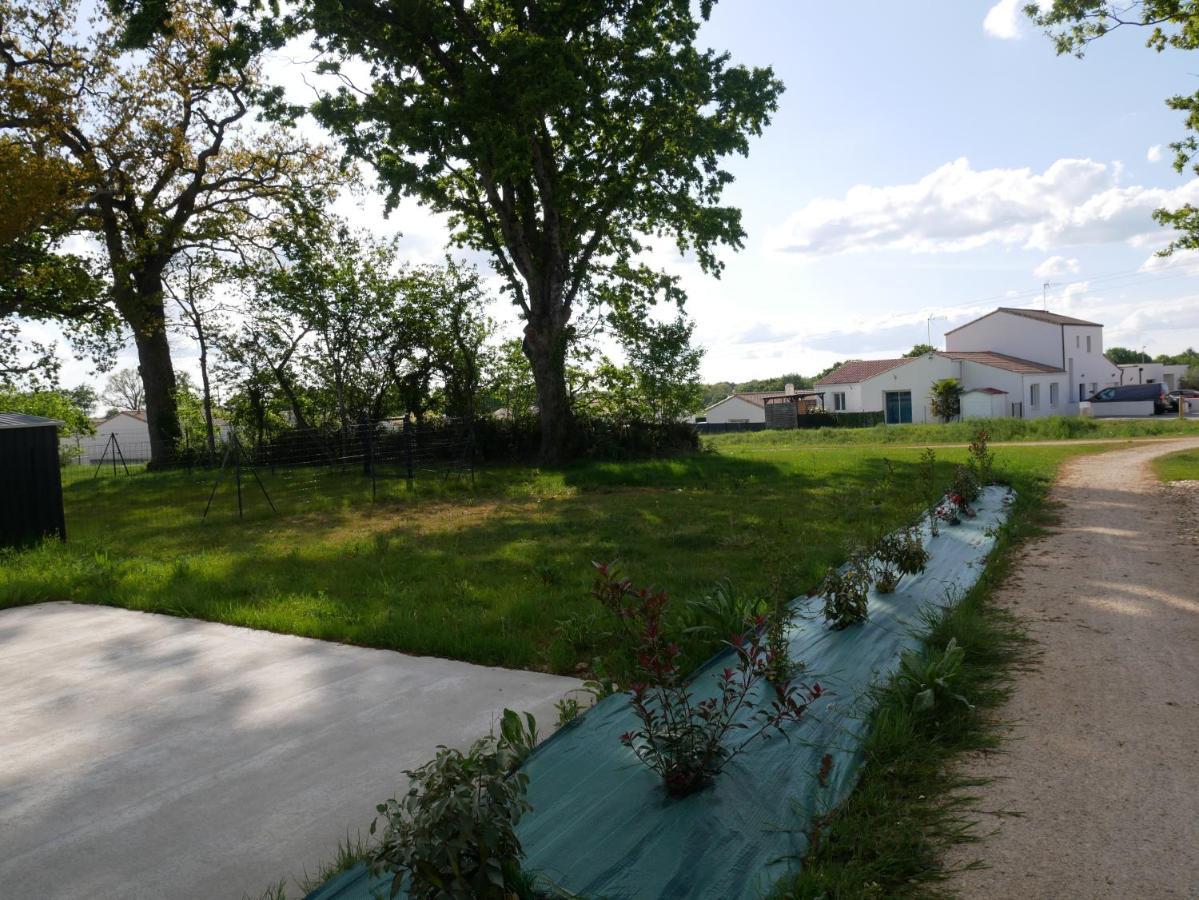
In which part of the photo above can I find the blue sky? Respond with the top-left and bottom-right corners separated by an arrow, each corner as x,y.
34,0 -> 1199,390
672,0 -> 1199,380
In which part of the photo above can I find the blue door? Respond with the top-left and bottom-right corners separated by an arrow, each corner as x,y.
885,390 -> 912,424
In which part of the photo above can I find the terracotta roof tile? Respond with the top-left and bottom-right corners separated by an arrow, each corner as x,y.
940,350 -> 1064,374
815,358 -> 912,385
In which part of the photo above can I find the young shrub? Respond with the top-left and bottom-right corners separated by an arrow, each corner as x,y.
592,562 -> 822,798
369,733 -> 531,900
920,447 -> 940,536
820,553 -> 871,629
952,463 -> 980,506
968,428 -> 995,484
871,527 -> 930,593
554,695 -> 583,728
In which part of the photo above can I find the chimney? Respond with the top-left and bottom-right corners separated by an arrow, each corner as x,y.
785,382 -> 795,395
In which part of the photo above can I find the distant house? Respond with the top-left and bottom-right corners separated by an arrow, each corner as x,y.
696,384 -> 816,425
944,307 -> 1121,409
816,349 -> 1068,423
63,410 -> 231,463
1116,362 -> 1189,390
813,307 -> 1129,424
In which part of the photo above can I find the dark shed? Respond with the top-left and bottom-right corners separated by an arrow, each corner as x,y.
0,413 -> 67,547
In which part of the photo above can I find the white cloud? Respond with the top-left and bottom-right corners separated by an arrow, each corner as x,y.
1034,255 -> 1080,277
1147,144 -> 1164,163
983,0 -> 1023,39
772,157 -> 1199,258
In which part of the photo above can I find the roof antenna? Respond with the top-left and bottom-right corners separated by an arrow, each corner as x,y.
1042,282 -> 1054,311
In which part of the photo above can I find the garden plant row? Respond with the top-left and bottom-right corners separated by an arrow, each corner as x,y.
310,435 -> 1006,900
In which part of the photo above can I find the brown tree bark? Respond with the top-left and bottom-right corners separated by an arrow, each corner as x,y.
522,314 -> 572,466
124,275 -> 181,467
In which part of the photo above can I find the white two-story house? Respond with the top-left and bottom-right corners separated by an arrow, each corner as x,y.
944,308 -> 1121,411
815,307 -> 1123,423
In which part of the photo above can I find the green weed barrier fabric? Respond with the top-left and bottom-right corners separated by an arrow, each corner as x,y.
306,486 -> 1013,900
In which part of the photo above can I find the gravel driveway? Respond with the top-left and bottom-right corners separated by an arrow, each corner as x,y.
0,603 -> 579,900
946,439 -> 1199,898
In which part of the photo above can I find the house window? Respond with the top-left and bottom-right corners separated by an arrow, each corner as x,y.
884,390 -> 913,424
1049,383 -> 1059,406
1086,335 -> 1092,352
1089,382 -> 1097,395
1075,335 -> 1080,348
1029,384 -> 1040,408
833,392 -> 846,411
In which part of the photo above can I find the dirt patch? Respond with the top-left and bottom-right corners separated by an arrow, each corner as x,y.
945,439 -> 1199,898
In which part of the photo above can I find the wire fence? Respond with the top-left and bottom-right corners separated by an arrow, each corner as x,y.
59,419 -> 476,526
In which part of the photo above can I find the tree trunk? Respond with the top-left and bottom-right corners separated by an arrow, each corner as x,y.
197,328 -> 216,458
126,273 -> 181,468
523,319 -> 572,465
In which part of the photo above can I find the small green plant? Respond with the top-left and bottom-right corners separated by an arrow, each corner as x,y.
498,708 -> 539,763
968,428 -> 995,484
920,447 -> 940,536
893,638 -> 973,715
684,578 -> 765,642
871,527 -> 930,593
761,601 -> 800,688
369,734 -> 531,900
820,552 -> 871,629
554,695 -> 583,728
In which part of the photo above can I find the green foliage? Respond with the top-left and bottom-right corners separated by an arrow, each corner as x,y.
1106,346 -> 1154,364
928,377 -> 963,423
683,579 -> 765,642
871,527 -> 929,593
1031,2 -> 1199,254
369,734 -> 531,900
595,312 -> 704,424
699,372 -> 816,409
554,696 -> 583,729
968,428 -> 996,485
903,343 -> 936,358
0,387 -> 94,436
303,0 -> 783,460
952,463 -> 981,505
498,708 -> 540,765
820,554 -> 871,630
893,638 -> 973,715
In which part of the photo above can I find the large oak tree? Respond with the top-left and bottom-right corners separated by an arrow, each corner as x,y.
1,0 -> 337,463
300,0 -> 783,463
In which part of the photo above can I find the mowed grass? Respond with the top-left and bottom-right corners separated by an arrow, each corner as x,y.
3,442 -> 1115,672
706,414 -> 1199,449
1152,448 -> 1199,482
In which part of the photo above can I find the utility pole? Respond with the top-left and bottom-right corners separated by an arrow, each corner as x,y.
1042,282 -> 1053,310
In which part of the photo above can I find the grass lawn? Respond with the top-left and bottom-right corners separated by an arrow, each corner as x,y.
1152,448 -> 1199,482
706,415 -> 1199,449
4,439 -> 1118,674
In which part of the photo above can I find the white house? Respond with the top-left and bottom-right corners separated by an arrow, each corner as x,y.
1116,362 -> 1189,390
697,390 -> 784,425
65,410 -> 232,463
816,350 -> 1067,424
944,307 -> 1121,410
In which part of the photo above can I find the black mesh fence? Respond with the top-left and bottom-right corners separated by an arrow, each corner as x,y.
58,416 -> 701,525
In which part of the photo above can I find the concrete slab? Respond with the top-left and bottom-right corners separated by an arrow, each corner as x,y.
0,602 -> 581,900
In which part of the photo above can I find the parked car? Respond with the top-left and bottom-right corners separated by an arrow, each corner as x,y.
1088,382 -> 1172,414
1168,389 -> 1199,412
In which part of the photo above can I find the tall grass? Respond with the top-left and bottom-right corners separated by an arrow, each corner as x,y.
1152,448 -> 1199,482
708,415 -> 1199,448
